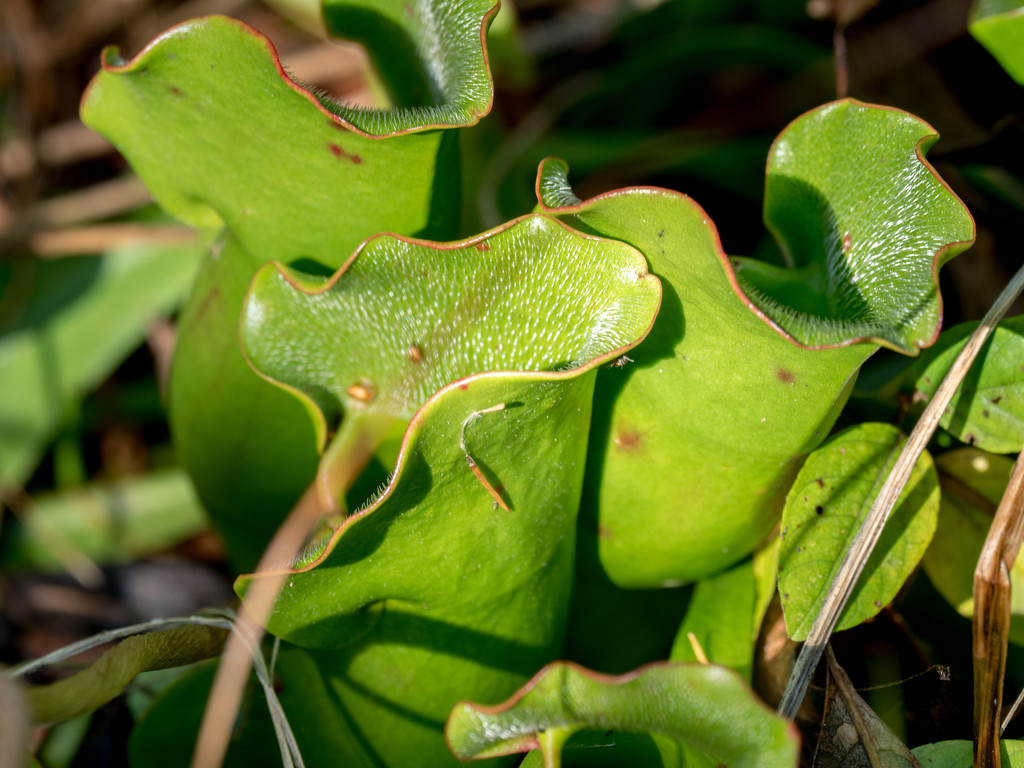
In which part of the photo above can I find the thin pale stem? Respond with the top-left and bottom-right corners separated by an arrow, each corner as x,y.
191,409 -> 393,768
778,261 -> 1024,721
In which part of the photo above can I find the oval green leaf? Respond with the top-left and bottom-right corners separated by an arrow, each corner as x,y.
445,661 -> 800,768
909,316 -> 1024,454
778,422 -> 939,641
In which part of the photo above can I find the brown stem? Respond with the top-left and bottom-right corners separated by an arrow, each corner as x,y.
973,452 -> 1024,768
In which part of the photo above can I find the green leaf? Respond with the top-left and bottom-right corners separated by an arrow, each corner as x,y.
778,423 -> 938,641
128,660 -> 278,768
445,661 -> 800,767
913,740 -> 1024,766
321,0 -> 497,130
0,243 -> 201,493
80,4 -> 496,569
534,99 -> 970,588
970,0 -> 1024,85
0,469 -> 205,571
235,216 -> 659,766
669,557 -> 758,682
909,316 -> 1024,454
921,448 -> 1024,643
24,625 -> 226,725
740,100 -> 974,351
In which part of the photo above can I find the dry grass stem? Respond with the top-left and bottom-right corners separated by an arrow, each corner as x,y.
973,451 -> 1024,768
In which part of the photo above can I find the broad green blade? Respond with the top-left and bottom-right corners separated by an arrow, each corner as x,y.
80,5 -> 496,568
445,661 -> 800,768
535,98 -> 973,588
908,316 -> 1024,454
235,216 -> 660,766
0,242 -> 201,493
778,423 -> 938,641
971,0 -> 1024,85
25,625 -> 226,725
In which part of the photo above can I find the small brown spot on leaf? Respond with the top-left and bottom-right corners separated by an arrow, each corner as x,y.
347,381 -> 376,403
984,409 -> 990,418
169,85 -> 183,96
815,505 -> 825,515
815,478 -> 825,488
777,368 -> 795,384
657,229 -> 664,238
328,142 -> 343,157
459,383 -> 469,390
598,525 -> 615,540
842,232 -> 851,253
475,242 -> 490,251
874,600 -> 882,608
408,344 -> 423,363
615,426 -> 643,452
993,396 -> 1003,404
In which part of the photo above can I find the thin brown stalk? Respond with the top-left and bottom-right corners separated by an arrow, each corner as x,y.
973,452 -> 1024,768
778,261 -> 1024,721
191,411 -> 392,768
190,484 -> 324,768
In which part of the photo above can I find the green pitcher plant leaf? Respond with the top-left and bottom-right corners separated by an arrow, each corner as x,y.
913,740 -> 1024,767
79,3 -> 497,568
445,660 -> 800,767
908,316 -> 1024,454
970,0 -> 1024,85
234,215 -> 659,766
778,422 -> 939,641
534,98 -> 973,588
921,448 -> 1024,643
321,0 -> 496,131
23,625 -> 227,726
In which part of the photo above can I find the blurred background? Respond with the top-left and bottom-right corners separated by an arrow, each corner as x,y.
2,0 -> 1024,763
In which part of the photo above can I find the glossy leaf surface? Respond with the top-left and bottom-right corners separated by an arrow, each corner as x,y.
779,423 -> 939,641
0,242 -> 201,493
909,316 -> 1024,454
236,216 -> 659,766
922,448 -> 1024,643
80,5 -> 496,567
535,101 -> 970,588
446,661 -> 800,768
